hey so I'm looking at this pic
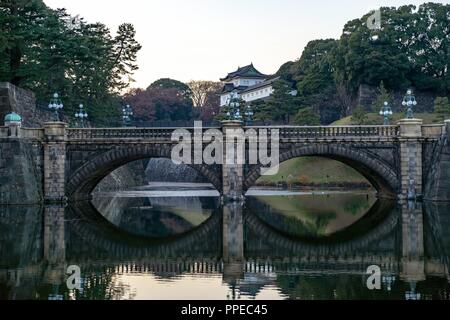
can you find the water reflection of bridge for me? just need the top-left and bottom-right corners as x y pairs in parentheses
(1, 201), (450, 299)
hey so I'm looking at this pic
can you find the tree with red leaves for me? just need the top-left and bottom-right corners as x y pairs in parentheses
(123, 78), (195, 122)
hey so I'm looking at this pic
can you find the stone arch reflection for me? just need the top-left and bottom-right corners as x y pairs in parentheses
(65, 201), (223, 260)
(245, 193), (395, 241)
(90, 194), (220, 239)
(1, 201), (450, 300)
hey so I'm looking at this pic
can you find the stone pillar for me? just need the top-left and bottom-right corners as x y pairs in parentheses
(400, 201), (425, 283)
(445, 119), (450, 136)
(222, 202), (244, 289)
(222, 121), (245, 202)
(43, 122), (67, 203)
(398, 119), (423, 200)
(444, 119), (450, 137)
(6, 123), (21, 138)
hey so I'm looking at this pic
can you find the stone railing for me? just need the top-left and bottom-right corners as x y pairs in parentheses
(422, 124), (444, 138)
(1, 127), (45, 140)
(66, 127), (220, 141)
(0, 126), (8, 138)
(67, 128), (177, 141)
(20, 128), (45, 140)
(66, 125), (402, 141)
(248, 125), (400, 139)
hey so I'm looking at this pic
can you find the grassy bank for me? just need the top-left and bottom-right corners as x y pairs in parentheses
(256, 157), (370, 187)
(332, 112), (443, 126)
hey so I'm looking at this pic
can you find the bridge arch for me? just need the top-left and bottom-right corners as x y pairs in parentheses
(66, 144), (222, 200)
(244, 144), (398, 198)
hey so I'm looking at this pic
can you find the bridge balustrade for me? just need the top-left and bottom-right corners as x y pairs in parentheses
(67, 127), (180, 141)
(20, 128), (45, 140)
(65, 125), (403, 142)
(0, 126), (8, 138)
(67, 127), (226, 141)
(249, 125), (399, 140)
(422, 124), (444, 138)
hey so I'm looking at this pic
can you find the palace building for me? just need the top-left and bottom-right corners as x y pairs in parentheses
(219, 64), (280, 107)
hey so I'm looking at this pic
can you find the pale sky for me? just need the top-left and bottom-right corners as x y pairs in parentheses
(44, 0), (447, 88)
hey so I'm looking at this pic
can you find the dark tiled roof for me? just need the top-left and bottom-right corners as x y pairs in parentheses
(220, 64), (269, 81)
(220, 84), (248, 94)
(241, 77), (280, 93)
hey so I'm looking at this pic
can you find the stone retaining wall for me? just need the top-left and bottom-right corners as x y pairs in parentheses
(424, 121), (450, 201)
(0, 139), (43, 204)
(358, 84), (449, 113)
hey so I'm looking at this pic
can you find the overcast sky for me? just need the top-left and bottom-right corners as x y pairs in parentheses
(44, 0), (447, 88)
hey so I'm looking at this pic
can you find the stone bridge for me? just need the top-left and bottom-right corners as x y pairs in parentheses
(1, 119), (449, 204)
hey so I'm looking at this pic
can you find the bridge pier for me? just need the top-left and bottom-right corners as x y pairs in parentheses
(398, 119), (423, 201)
(400, 201), (425, 283)
(222, 121), (245, 202)
(222, 202), (245, 288)
(43, 122), (67, 204)
(43, 205), (66, 286)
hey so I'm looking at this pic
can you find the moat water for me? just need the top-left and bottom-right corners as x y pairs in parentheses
(1, 183), (450, 300)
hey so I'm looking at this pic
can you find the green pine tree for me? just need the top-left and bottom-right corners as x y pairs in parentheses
(373, 81), (391, 113)
(351, 105), (369, 125)
(255, 80), (298, 124)
(293, 107), (321, 125)
(0, 0), (142, 125)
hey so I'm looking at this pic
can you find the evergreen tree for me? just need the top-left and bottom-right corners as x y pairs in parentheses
(372, 81), (391, 113)
(255, 80), (298, 124)
(293, 107), (321, 125)
(434, 97), (450, 121)
(331, 3), (450, 93)
(0, 0), (142, 124)
(351, 106), (369, 125)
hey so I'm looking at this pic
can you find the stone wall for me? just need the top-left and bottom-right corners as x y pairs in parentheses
(145, 158), (208, 183)
(358, 84), (449, 113)
(0, 82), (53, 127)
(0, 139), (43, 204)
(94, 160), (148, 192)
(424, 121), (450, 201)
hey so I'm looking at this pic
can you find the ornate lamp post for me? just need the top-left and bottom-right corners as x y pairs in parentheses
(379, 101), (393, 125)
(75, 104), (88, 128)
(48, 93), (64, 122)
(224, 93), (243, 121)
(234, 107), (243, 121)
(244, 105), (254, 126)
(402, 89), (417, 119)
(122, 104), (133, 127)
